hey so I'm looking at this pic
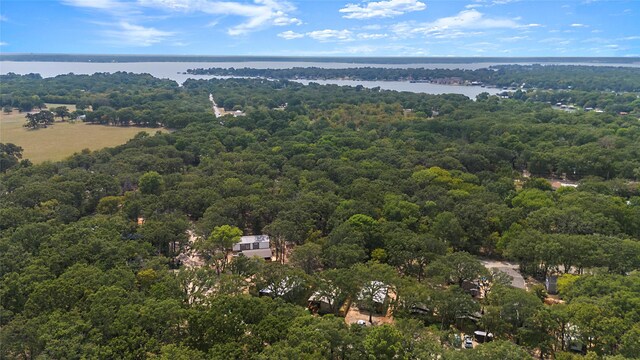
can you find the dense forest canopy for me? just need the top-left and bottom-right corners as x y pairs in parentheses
(0, 72), (212, 129)
(1, 72), (639, 359)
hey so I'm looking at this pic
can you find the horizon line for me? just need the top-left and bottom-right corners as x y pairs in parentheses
(2, 53), (639, 59)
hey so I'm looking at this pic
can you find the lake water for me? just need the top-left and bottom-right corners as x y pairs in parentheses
(1, 60), (635, 98)
(293, 79), (501, 98)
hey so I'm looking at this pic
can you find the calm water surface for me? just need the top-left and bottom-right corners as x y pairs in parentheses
(293, 79), (501, 98)
(2, 60), (635, 97)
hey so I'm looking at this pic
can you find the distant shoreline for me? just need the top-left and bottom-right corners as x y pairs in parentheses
(1, 54), (639, 64)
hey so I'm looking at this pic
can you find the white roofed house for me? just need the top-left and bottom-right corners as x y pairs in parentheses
(232, 235), (273, 261)
(308, 291), (336, 315)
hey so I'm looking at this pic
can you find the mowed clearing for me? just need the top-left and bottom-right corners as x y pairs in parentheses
(1, 106), (167, 163)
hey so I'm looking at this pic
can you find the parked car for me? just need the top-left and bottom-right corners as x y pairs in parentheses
(464, 338), (473, 349)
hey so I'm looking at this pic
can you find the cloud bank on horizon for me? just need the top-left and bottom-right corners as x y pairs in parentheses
(0, 0), (638, 56)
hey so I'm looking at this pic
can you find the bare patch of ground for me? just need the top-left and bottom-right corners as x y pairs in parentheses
(175, 230), (205, 269)
(344, 290), (396, 326)
(481, 259), (527, 290)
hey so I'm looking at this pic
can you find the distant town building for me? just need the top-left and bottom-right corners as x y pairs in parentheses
(432, 77), (464, 85)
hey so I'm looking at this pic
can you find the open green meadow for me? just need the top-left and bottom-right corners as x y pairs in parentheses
(1, 105), (166, 163)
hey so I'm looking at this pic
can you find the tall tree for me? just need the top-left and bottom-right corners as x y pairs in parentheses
(263, 218), (297, 263)
(0, 143), (23, 172)
(428, 252), (488, 287)
(52, 106), (70, 121)
(363, 325), (406, 360)
(195, 225), (243, 275)
(138, 171), (164, 195)
(352, 262), (397, 323)
(289, 242), (322, 275)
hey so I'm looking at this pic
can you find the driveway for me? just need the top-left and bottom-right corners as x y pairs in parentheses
(481, 260), (526, 290)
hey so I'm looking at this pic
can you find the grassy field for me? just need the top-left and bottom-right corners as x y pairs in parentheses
(1, 105), (167, 163)
(45, 103), (78, 112)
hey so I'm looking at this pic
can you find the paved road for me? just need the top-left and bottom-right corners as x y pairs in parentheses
(481, 260), (526, 290)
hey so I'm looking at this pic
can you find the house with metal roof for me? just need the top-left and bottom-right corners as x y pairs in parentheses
(232, 235), (273, 260)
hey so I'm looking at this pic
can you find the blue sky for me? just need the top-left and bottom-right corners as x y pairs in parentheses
(1, 0), (638, 56)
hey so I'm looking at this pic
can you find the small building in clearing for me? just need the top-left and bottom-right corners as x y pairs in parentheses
(546, 274), (559, 295)
(356, 281), (389, 314)
(308, 285), (342, 315)
(232, 235), (272, 260)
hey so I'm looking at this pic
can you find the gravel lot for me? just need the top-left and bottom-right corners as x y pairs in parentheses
(481, 260), (526, 290)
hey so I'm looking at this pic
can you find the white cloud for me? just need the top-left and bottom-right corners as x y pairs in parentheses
(430, 9), (521, 29)
(61, 0), (124, 10)
(339, 0), (426, 19)
(281, 44), (429, 57)
(539, 37), (567, 43)
(306, 29), (353, 41)
(62, 0), (138, 16)
(391, 9), (522, 39)
(621, 36), (640, 41)
(501, 35), (528, 42)
(278, 30), (304, 39)
(0, 15), (8, 21)
(361, 24), (383, 30)
(137, 0), (194, 11)
(205, 19), (220, 27)
(539, 37), (571, 46)
(64, 0), (302, 36)
(526, 23), (543, 27)
(138, 0), (303, 34)
(103, 21), (175, 46)
(0, 41), (7, 46)
(273, 15), (302, 26)
(581, 37), (610, 44)
(570, 23), (587, 27)
(357, 33), (388, 39)
(465, 0), (520, 7)
(279, 29), (387, 41)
